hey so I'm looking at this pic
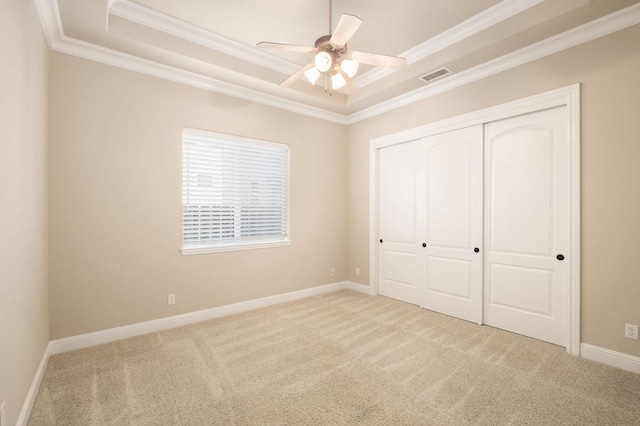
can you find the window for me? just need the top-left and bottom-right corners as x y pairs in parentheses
(182, 129), (290, 254)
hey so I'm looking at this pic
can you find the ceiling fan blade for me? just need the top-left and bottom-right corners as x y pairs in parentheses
(257, 42), (315, 53)
(341, 71), (358, 95)
(350, 51), (407, 69)
(281, 62), (315, 87)
(330, 14), (363, 47)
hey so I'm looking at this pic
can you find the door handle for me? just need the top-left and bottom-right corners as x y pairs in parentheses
(557, 254), (565, 261)
(380, 239), (383, 243)
(474, 247), (480, 253)
(422, 243), (426, 248)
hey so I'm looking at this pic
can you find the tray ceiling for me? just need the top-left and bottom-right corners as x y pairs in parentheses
(36, 0), (640, 123)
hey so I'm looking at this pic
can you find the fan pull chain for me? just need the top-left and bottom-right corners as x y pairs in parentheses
(324, 72), (332, 96)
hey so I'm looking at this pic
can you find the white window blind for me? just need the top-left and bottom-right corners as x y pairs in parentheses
(182, 129), (290, 254)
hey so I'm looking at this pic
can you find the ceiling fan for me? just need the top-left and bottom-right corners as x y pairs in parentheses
(257, 1), (407, 95)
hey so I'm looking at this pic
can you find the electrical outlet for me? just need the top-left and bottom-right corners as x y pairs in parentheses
(1, 400), (6, 426)
(355, 267), (360, 276)
(168, 294), (176, 305)
(625, 323), (638, 340)
(330, 268), (335, 276)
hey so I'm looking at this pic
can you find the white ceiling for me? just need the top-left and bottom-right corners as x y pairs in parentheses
(37, 0), (640, 123)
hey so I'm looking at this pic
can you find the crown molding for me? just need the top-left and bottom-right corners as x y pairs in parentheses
(111, 0), (545, 91)
(355, 0), (544, 88)
(109, 0), (300, 76)
(55, 35), (349, 124)
(32, 0), (62, 48)
(346, 1), (640, 124)
(107, 0), (545, 91)
(31, 0), (347, 124)
(32, 0), (640, 126)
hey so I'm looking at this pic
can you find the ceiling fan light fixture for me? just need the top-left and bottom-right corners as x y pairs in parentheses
(304, 67), (321, 85)
(314, 51), (333, 73)
(259, 4), (406, 95)
(331, 72), (346, 90)
(340, 58), (359, 78)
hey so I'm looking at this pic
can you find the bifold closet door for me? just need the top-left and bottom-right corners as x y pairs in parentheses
(484, 106), (570, 346)
(378, 140), (426, 305)
(421, 126), (483, 324)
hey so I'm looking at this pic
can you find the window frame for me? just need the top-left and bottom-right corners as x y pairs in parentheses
(181, 128), (291, 255)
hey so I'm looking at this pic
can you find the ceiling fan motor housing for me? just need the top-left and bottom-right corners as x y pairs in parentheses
(314, 35), (348, 76)
(315, 35), (347, 56)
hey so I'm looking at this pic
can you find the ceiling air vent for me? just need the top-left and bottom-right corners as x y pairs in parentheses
(420, 67), (453, 83)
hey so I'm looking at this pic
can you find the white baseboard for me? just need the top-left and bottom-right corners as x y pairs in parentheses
(16, 342), (51, 426)
(21, 288), (638, 425)
(581, 343), (640, 374)
(49, 281), (367, 355)
(344, 281), (374, 295)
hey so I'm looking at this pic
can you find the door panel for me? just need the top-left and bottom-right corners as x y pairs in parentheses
(489, 264), (553, 316)
(383, 251), (417, 287)
(379, 148), (416, 244)
(484, 107), (569, 346)
(490, 128), (552, 255)
(427, 257), (472, 299)
(422, 125), (483, 323)
(378, 140), (425, 304)
(427, 141), (472, 249)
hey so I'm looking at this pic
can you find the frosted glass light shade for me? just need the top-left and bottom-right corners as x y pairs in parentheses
(314, 51), (333, 72)
(340, 59), (359, 78)
(304, 67), (320, 85)
(331, 72), (346, 90)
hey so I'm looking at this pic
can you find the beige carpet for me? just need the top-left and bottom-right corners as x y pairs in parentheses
(29, 290), (640, 425)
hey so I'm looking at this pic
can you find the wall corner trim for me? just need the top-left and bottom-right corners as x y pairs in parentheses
(580, 343), (640, 374)
(16, 343), (51, 426)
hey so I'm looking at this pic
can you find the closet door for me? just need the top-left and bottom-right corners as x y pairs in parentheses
(484, 107), (570, 346)
(378, 140), (426, 305)
(422, 126), (483, 323)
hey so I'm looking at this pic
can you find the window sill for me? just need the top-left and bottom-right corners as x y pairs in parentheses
(181, 240), (291, 255)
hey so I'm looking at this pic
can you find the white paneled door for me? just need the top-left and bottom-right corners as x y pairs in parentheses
(378, 140), (425, 305)
(422, 126), (483, 324)
(484, 107), (570, 346)
(375, 91), (577, 351)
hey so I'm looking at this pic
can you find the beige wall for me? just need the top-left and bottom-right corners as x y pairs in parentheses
(2, 5), (636, 421)
(0, 0), (50, 424)
(48, 53), (348, 339)
(347, 24), (640, 357)
(45, 18), (640, 359)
